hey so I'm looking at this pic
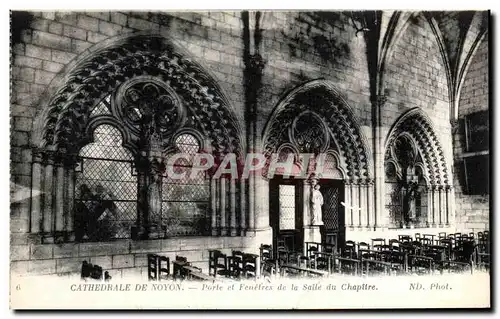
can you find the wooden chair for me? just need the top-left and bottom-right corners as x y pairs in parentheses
(208, 250), (229, 278)
(147, 254), (159, 281)
(158, 256), (170, 280)
(173, 255), (189, 280)
(371, 238), (385, 251)
(259, 244), (273, 264)
(398, 235), (412, 243)
(408, 255), (433, 275)
(228, 250), (245, 278)
(357, 242), (370, 253)
(81, 261), (111, 281)
(242, 253), (258, 278)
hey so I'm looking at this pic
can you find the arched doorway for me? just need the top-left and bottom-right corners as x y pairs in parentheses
(384, 108), (452, 229)
(262, 80), (372, 255)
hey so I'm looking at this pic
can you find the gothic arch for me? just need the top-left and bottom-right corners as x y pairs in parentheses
(384, 108), (450, 186)
(262, 79), (372, 180)
(33, 33), (243, 157)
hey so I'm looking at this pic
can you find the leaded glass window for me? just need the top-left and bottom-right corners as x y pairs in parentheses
(74, 124), (137, 241)
(279, 185), (296, 230)
(161, 133), (209, 236)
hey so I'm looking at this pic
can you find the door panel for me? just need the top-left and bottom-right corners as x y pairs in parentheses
(269, 177), (303, 256)
(319, 180), (345, 252)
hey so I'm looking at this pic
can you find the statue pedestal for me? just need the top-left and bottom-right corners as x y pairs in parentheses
(303, 225), (322, 254)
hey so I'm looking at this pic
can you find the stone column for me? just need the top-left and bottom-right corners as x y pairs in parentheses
(254, 175), (270, 230)
(447, 185), (453, 226)
(359, 179), (368, 229)
(351, 179), (360, 228)
(220, 177), (227, 236)
(439, 185), (445, 227)
(239, 179), (247, 236)
(54, 154), (65, 234)
(367, 179), (374, 230)
(426, 185), (433, 227)
(64, 156), (76, 241)
(431, 185), (439, 227)
(303, 179), (312, 228)
(30, 149), (44, 234)
(42, 151), (55, 242)
(344, 179), (352, 228)
(211, 178), (218, 236)
(230, 178), (237, 236)
(248, 173), (255, 232)
(373, 95), (388, 230)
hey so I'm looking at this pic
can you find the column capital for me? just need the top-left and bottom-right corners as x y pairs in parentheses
(42, 150), (57, 166)
(63, 154), (80, 168)
(371, 94), (388, 108)
(32, 148), (45, 163)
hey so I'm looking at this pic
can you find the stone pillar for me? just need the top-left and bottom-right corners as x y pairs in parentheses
(64, 157), (76, 241)
(359, 179), (368, 229)
(220, 177), (227, 236)
(439, 185), (445, 227)
(303, 180), (312, 227)
(431, 185), (439, 227)
(351, 179), (360, 228)
(373, 95), (387, 230)
(445, 185), (451, 226)
(344, 179), (353, 228)
(54, 156), (65, 233)
(239, 179), (247, 236)
(135, 158), (149, 239)
(30, 150), (44, 234)
(211, 178), (218, 236)
(367, 179), (375, 230)
(255, 175), (270, 230)
(230, 178), (237, 236)
(426, 185), (433, 227)
(42, 151), (55, 241)
(248, 173), (255, 232)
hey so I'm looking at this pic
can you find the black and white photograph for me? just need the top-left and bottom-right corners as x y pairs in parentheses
(8, 7), (491, 309)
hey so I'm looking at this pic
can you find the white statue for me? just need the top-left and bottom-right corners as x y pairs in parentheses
(310, 182), (324, 226)
(148, 173), (161, 219)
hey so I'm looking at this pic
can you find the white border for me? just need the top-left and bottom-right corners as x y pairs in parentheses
(2, 1), (498, 318)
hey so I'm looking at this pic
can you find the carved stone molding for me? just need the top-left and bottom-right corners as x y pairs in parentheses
(385, 108), (449, 185)
(245, 53), (266, 73)
(263, 83), (371, 179)
(41, 35), (242, 156)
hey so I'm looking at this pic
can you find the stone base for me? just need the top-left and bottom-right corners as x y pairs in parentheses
(303, 225), (322, 255)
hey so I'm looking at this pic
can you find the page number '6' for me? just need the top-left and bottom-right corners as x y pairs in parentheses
(16, 285), (21, 291)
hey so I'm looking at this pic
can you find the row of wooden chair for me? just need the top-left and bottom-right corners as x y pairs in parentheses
(208, 249), (259, 279)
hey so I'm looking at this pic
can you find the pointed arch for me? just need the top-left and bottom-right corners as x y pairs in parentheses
(262, 79), (372, 179)
(385, 108), (450, 186)
(32, 33), (244, 156)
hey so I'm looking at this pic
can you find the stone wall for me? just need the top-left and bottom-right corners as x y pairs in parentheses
(10, 11), (487, 277)
(453, 34), (489, 232)
(382, 14), (451, 162)
(11, 236), (264, 278)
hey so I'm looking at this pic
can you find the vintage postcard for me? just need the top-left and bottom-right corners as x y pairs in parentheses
(9, 9), (491, 309)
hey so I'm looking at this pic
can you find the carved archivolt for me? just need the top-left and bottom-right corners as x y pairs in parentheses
(385, 108), (449, 186)
(263, 80), (371, 179)
(41, 35), (242, 156)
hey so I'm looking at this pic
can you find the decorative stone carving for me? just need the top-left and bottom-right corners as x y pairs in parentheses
(385, 109), (449, 185)
(263, 83), (370, 179)
(41, 35), (242, 155)
(245, 53), (266, 73)
(290, 111), (329, 154)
